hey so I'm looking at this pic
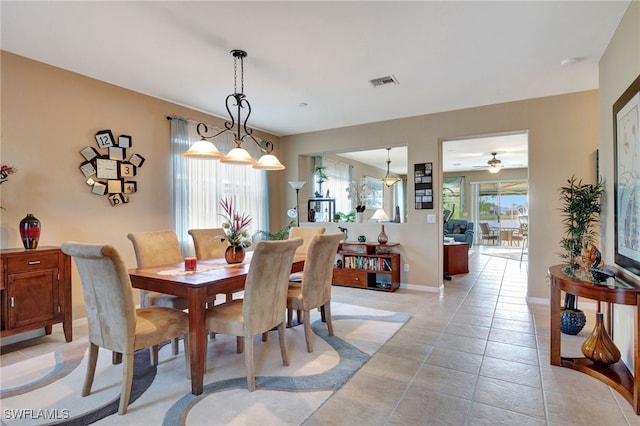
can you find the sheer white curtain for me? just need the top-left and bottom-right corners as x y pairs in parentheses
(392, 180), (405, 222)
(321, 157), (351, 214)
(170, 117), (268, 256)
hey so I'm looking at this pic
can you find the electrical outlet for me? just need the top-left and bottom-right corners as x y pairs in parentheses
(404, 263), (409, 272)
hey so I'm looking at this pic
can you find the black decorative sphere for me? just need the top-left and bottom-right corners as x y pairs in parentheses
(561, 308), (587, 335)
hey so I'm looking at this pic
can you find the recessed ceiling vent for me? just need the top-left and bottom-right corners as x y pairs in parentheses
(369, 75), (399, 88)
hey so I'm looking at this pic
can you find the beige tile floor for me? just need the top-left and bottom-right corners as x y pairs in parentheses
(2, 245), (640, 425)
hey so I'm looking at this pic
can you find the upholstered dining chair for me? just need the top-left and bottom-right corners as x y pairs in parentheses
(61, 242), (189, 415)
(188, 228), (236, 304)
(127, 230), (188, 359)
(204, 238), (303, 391)
(286, 233), (344, 352)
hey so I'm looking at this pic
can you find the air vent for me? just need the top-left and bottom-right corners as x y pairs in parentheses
(369, 75), (399, 88)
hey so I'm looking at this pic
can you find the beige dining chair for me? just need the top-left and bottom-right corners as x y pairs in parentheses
(204, 238), (303, 391)
(188, 228), (236, 304)
(286, 233), (344, 352)
(479, 222), (499, 245)
(61, 242), (189, 415)
(127, 230), (189, 359)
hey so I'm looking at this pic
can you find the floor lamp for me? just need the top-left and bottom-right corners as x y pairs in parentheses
(288, 181), (306, 226)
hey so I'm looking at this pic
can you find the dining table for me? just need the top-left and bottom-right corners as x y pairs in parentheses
(129, 253), (305, 395)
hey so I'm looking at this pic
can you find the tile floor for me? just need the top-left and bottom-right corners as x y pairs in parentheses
(2, 246), (640, 425)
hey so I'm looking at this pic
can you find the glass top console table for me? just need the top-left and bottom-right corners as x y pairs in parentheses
(548, 264), (640, 414)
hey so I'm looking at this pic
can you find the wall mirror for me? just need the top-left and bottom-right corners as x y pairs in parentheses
(298, 146), (408, 223)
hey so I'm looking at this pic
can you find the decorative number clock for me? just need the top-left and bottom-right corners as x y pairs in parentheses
(78, 129), (146, 207)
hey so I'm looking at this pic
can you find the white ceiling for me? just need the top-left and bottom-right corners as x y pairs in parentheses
(1, 1), (629, 171)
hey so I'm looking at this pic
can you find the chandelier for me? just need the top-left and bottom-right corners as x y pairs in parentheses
(381, 148), (401, 187)
(183, 49), (285, 170)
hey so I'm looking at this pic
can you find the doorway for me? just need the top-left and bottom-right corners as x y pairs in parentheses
(471, 180), (528, 246)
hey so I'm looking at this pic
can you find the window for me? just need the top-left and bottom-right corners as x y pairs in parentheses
(170, 118), (268, 256)
(443, 176), (464, 219)
(315, 157), (351, 215)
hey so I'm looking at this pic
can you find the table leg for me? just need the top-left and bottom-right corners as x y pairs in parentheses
(188, 288), (207, 395)
(550, 277), (561, 366)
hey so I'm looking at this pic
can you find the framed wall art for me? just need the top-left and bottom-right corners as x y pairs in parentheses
(614, 74), (640, 275)
(414, 162), (433, 209)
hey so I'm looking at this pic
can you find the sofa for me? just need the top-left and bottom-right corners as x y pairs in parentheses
(444, 219), (474, 247)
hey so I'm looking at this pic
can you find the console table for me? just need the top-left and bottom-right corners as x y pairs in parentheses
(549, 264), (640, 414)
(443, 242), (469, 275)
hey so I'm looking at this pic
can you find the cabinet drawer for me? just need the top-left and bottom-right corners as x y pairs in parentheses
(332, 269), (368, 288)
(5, 253), (59, 273)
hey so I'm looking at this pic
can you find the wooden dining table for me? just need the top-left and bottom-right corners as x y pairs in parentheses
(129, 254), (305, 395)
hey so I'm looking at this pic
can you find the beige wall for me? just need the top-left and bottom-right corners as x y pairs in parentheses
(0, 52), (282, 318)
(598, 0), (640, 368)
(281, 91), (600, 298)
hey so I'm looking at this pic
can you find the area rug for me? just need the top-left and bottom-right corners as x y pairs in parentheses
(482, 246), (525, 262)
(1, 303), (409, 425)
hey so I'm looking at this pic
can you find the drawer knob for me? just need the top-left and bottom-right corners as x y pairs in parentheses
(28, 261), (42, 265)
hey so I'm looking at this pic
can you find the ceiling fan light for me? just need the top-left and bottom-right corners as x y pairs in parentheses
(488, 164), (501, 173)
(183, 139), (224, 159)
(253, 154), (285, 170)
(221, 147), (256, 165)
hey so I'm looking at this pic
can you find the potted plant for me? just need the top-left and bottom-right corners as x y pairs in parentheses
(314, 166), (329, 197)
(255, 220), (296, 240)
(215, 197), (253, 264)
(558, 175), (604, 334)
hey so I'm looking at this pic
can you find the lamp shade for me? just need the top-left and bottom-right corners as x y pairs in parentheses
(288, 181), (306, 190)
(381, 176), (401, 187)
(183, 139), (224, 159)
(254, 154), (285, 170)
(488, 164), (501, 173)
(370, 208), (389, 221)
(220, 147), (256, 165)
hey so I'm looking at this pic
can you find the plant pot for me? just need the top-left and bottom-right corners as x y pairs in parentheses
(581, 312), (621, 365)
(560, 308), (586, 335)
(225, 245), (246, 264)
(355, 212), (363, 223)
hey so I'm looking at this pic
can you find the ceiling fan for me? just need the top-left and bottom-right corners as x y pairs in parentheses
(473, 152), (504, 173)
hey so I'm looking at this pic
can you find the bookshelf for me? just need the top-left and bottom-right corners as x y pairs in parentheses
(332, 242), (400, 292)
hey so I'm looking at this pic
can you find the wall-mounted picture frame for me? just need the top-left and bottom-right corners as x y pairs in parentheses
(614, 73), (640, 275)
(414, 162), (433, 209)
(80, 161), (96, 177)
(118, 134), (132, 148)
(109, 146), (125, 161)
(80, 146), (99, 161)
(129, 153), (146, 167)
(91, 181), (107, 196)
(95, 129), (115, 149)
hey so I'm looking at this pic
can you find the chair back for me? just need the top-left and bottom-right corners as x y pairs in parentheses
(61, 242), (135, 353)
(127, 230), (182, 267)
(479, 223), (491, 234)
(243, 238), (303, 336)
(188, 228), (227, 259)
(301, 233), (344, 309)
(289, 226), (325, 256)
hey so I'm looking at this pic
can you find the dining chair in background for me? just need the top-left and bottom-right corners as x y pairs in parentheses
(479, 222), (499, 245)
(287, 233), (344, 352)
(127, 230), (189, 359)
(188, 228), (236, 304)
(204, 238), (303, 391)
(61, 242), (190, 415)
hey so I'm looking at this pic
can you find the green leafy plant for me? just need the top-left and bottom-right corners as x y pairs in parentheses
(558, 175), (604, 268)
(255, 220), (296, 240)
(314, 166), (328, 186)
(337, 211), (355, 222)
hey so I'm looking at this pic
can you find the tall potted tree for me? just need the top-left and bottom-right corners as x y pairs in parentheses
(558, 175), (604, 334)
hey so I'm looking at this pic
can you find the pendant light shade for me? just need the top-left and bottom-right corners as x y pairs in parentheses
(183, 138), (224, 159)
(254, 154), (285, 170)
(220, 147), (256, 165)
(381, 147), (401, 187)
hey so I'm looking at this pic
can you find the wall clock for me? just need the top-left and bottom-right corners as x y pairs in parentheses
(78, 129), (146, 207)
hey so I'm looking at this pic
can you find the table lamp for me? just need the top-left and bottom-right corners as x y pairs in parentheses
(288, 181), (306, 226)
(370, 208), (389, 222)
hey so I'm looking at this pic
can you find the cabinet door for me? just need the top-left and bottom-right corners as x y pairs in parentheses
(7, 269), (59, 329)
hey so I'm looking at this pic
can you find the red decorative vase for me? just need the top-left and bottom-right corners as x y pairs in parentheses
(19, 213), (41, 249)
(225, 245), (246, 264)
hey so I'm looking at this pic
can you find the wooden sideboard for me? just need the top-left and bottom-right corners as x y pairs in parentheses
(0, 246), (72, 342)
(549, 264), (640, 414)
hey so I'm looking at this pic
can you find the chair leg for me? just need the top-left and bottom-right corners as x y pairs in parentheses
(184, 332), (191, 379)
(82, 343), (99, 397)
(118, 352), (135, 415)
(277, 322), (289, 366)
(297, 310), (303, 324)
(303, 310), (314, 353)
(244, 333), (256, 391)
(225, 292), (233, 302)
(262, 331), (269, 342)
(287, 308), (293, 328)
(149, 346), (159, 366)
(171, 337), (179, 355)
(236, 336), (245, 354)
(323, 303), (334, 336)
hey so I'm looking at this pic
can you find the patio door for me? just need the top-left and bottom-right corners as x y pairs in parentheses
(472, 180), (528, 245)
